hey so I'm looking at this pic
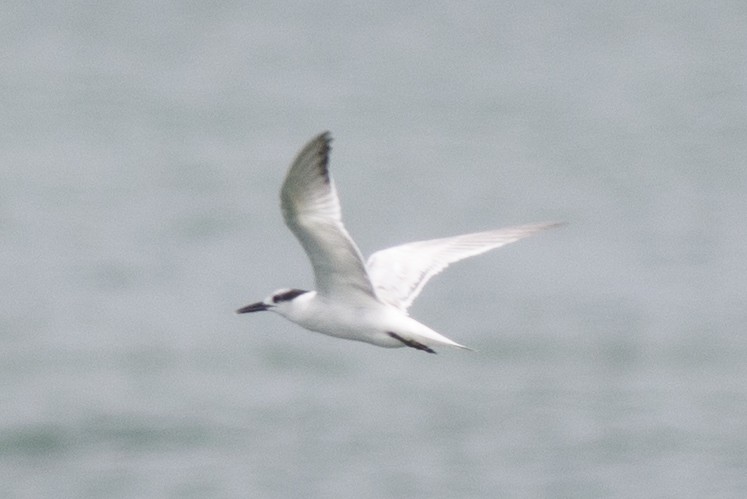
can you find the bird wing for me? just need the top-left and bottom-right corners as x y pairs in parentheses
(366, 222), (564, 312)
(280, 132), (377, 301)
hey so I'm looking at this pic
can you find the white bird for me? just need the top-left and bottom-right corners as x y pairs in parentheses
(237, 132), (562, 353)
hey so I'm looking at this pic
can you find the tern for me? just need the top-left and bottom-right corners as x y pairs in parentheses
(237, 132), (562, 353)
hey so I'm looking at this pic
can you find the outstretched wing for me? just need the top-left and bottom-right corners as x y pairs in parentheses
(280, 132), (377, 301)
(366, 223), (563, 311)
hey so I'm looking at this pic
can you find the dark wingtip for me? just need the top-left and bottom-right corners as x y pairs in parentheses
(315, 131), (332, 180)
(316, 131), (332, 151)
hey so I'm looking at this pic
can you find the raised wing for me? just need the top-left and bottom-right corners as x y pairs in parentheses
(366, 222), (563, 311)
(280, 132), (377, 301)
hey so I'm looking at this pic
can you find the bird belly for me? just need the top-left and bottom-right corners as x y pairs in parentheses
(292, 303), (406, 347)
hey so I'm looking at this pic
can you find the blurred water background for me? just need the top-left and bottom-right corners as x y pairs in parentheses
(2, 1), (746, 497)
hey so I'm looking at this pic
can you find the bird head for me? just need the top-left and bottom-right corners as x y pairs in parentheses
(236, 288), (310, 317)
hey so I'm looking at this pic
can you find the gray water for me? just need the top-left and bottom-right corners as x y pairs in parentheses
(2, 1), (747, 497)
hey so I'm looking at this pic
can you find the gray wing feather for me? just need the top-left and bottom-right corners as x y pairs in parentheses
(280, 132), (377, 300)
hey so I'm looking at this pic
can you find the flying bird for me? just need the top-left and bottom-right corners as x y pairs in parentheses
(237, 132), (561, 353)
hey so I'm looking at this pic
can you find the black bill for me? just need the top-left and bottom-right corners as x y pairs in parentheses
(236, 302), (269, 314)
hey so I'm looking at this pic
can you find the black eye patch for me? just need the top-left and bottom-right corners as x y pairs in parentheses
(272, 289), (309, 303)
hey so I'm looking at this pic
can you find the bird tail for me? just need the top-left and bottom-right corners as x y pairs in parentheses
(413, 322), (475, 352)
